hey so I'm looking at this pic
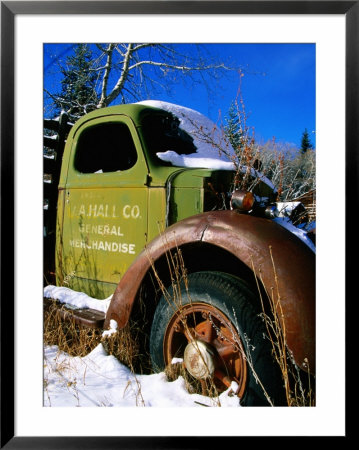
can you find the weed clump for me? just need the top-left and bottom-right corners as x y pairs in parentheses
(102, 321), (151, 375)
(251, 247), (315, 406)
(44, 298), (151, 374)
(43, 299), (102, 356)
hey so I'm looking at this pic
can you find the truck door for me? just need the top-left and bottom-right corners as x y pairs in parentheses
(60, 115), (149, 298)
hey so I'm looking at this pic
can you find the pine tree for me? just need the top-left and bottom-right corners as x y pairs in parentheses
(54, 44), (99, 119)
(224, 102), (244, 153)
(300, 128), (313, 154)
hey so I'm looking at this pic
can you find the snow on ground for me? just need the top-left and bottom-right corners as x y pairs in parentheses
(44, 344), (241, 408)
(44, 286), (241, 408)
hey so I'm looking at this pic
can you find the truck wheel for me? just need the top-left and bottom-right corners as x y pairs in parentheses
(150, 271), (286, 406)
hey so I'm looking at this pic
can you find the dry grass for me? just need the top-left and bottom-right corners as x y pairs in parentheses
(101, 320), (151, 375)
(44, 298), (148, 407)
(164, 360), (220, 403)
(251, 247), (315, 407)
(43, 299), (102, 357)
(44, 298), (150, 375)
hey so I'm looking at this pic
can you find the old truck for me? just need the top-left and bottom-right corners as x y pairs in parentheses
(44, 101), (315, 406)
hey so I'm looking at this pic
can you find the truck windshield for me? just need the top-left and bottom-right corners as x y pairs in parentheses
(141, 113), (197, 163)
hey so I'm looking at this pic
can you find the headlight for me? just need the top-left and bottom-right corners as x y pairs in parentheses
(230, 190), (255, 212)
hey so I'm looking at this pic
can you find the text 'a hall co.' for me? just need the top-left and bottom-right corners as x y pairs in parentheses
(72, 204), (141, 219)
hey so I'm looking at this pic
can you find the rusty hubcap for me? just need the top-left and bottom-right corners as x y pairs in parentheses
(184, 340), (215, 379)
(163, 302), (247, 397)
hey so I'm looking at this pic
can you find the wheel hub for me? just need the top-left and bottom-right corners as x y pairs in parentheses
(183, 340), (215, 380)
(163, 302), (248, 396)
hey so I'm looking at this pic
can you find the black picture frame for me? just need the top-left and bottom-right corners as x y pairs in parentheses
(1, 1), (355, 447)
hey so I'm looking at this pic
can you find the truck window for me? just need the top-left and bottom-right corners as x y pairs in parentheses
(141, 113), (196, 159)
(74, 122), (138, 173)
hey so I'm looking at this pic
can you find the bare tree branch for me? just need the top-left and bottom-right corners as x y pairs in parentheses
(99, 44), (115, 107)
(99, 43), (134, 107)
(45, 43), (238, 117)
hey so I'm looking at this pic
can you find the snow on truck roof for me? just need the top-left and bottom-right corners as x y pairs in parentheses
(138, 100), (276, 191)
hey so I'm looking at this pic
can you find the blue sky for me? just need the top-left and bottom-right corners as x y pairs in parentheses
(44, 43), (315, 149)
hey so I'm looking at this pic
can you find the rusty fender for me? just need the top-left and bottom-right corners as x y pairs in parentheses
(105, 210), (315, 373)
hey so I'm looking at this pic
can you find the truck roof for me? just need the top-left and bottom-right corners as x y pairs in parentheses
(71, 103), (161, 129)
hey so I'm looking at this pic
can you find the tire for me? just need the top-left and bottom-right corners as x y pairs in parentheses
(150, 271), (286, 406)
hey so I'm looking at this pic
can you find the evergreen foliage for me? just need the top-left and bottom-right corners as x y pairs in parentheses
(300, 128), (313, 154)
(224, 102), (244, 153)
(53, 44), (99, 119)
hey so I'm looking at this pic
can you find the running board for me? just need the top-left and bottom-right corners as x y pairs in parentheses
(44, 297), (105, 329)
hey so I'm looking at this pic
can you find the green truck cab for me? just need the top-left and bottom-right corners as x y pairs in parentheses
(44, 101), (315, 406)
